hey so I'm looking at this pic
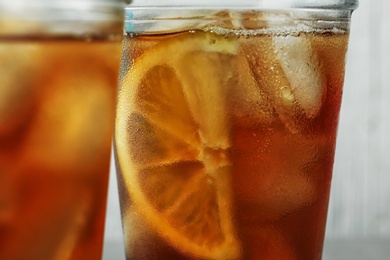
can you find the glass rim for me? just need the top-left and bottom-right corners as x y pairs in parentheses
(124, 7), (355, 24)
(126, 0), (359, 11)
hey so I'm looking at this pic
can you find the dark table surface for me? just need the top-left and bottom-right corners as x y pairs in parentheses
(103, 238), (390, 260)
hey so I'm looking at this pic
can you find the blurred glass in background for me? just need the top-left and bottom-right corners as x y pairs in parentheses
(0, 0), (125, 259)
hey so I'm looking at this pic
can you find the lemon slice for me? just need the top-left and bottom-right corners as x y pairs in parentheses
(115, 32), (241, 259)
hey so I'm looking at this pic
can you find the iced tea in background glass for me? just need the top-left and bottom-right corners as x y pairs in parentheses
(114, 0), (358, 259)
(0, 0), (125, 259)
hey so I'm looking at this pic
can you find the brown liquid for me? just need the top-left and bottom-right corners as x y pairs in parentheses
(116, 27), (349, 260)
(0, 38), (121, 259)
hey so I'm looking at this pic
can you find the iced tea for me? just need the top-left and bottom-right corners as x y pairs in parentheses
(0, 37), (121, 260)
(115, 7), (355, 260)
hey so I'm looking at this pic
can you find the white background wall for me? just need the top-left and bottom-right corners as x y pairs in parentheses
(327, 0), (390, 238)
(104, 0), (390, 243)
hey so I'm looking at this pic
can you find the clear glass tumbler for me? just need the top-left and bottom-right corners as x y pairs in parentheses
(0, 0), (125, 259)
(114, 0), (358, 259)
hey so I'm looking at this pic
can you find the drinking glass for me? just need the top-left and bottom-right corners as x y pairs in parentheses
(114, 0), (358, 259)
(0, 0), (125, 259)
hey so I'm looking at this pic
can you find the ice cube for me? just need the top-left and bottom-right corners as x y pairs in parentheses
(273, 34), (325, 118)
(242, 29), (325, 133)
(241, 34), (302, 132)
